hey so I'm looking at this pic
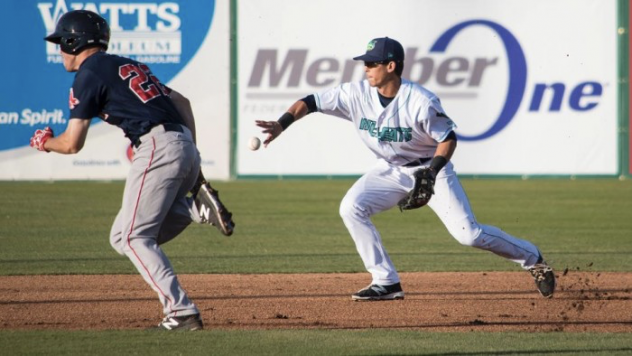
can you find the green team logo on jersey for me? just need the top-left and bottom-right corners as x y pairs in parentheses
(359, 118), (412, 142)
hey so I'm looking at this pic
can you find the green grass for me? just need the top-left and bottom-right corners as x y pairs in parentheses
(1, 330), (632, 356)
(1, 179), (630, 275)
(1, 179), (631, 355)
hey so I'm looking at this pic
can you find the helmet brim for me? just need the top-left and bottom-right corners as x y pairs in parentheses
(44, 33), (62, 44)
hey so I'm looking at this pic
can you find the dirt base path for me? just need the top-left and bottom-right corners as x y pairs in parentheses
(1, 272), (631, 332)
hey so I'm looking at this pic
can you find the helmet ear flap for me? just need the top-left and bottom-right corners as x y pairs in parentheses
(61, 36), (78, 52)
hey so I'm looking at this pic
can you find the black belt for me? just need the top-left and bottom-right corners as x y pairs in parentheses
(162, 122), (184, 133)
(403, 157), (432, 167)
(134, 123), (184, 148)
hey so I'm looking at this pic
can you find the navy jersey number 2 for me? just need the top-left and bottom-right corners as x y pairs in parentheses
(119, 63), (170, 103)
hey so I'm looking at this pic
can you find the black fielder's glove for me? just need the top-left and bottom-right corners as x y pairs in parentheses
(191, 171), (235, 236)
(398, 168), (436, 211)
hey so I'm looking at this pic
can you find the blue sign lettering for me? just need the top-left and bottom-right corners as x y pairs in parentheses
(431, 20), (527, 141)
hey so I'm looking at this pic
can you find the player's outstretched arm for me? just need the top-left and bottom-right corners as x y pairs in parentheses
(255, 100), (308, 147)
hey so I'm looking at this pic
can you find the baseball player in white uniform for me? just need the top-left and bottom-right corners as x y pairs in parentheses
(256, 37), (556, 300)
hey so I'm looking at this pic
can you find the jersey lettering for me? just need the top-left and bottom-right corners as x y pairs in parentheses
(359, 118), (412, 142)
(379, 127), (412, 142)
(118, 63), (166, 103)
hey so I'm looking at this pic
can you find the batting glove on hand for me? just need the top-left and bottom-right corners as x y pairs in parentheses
(30, 127), (54, 152)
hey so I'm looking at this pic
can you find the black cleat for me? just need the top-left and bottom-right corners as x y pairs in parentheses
(193, 182), (235, 236)
(529, 262), (556, 298)
(153, 314), (203, 331)
(352, 282), (405, 301)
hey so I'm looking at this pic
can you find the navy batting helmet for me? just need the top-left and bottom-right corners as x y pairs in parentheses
(44, 10), (110, 54)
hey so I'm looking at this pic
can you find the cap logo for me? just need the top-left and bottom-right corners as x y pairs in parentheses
(366, 40), (376, 51)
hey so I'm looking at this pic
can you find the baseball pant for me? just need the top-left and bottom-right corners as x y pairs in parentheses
(110, 124), (201, 318)
(339, 159), (542, 286)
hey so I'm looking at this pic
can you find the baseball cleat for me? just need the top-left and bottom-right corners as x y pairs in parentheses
(529, 262), (556, 298)
(352, 282), (405, 301)
(154, 314), (203, 331)
(193, 182), (235, 236)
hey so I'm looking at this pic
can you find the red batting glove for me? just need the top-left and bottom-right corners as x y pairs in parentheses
(30, 127), (54, 152)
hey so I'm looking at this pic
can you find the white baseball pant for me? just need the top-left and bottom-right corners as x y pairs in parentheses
(339, 159), (542, 286)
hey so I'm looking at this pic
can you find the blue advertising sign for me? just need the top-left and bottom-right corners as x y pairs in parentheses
(0, 0), (214, 151)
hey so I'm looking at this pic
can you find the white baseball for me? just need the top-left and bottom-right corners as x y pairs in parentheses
(249, 136), (261, 151)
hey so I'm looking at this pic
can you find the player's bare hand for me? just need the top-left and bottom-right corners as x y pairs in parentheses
(255, 120), (283, 147)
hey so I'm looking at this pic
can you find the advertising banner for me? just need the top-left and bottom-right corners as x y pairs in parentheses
(0, 0), (230, 180)
(236, 0), (618, 176)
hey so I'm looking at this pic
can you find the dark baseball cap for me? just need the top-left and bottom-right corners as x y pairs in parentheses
(353, 37), (405, 62)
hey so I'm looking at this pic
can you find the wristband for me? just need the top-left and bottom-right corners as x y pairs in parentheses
(429, 155), (448, 173)
(278, 112), (295, 131)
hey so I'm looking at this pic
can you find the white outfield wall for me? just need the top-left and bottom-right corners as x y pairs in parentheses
(0, 0), (619, 180)
(236, 0), (619, 177)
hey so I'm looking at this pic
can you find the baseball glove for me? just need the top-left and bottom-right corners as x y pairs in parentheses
(191, 171), (235, 236)
(398, 168), (436, 211)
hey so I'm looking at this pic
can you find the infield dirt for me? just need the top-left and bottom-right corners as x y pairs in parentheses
(1, 271), (631, 332)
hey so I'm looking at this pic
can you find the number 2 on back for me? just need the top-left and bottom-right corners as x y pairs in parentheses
(118, 63), (169, 103)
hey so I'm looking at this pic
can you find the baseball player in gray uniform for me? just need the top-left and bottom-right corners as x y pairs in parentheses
(256, 37), (556, 300)
(31, 10), (234, 330)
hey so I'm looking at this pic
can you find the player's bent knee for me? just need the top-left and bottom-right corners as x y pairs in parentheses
(109, 236), (126, 256)
(118, 236), (157, 256)
(339, 200), (370, 222)
(339, 198), (353, 219)
(447, 223), (482, 247)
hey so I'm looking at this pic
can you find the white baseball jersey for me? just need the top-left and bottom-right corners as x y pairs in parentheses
(315, 79), (457, 165)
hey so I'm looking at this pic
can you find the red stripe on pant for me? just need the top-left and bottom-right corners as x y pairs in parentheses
(126, 137), (176, 315)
